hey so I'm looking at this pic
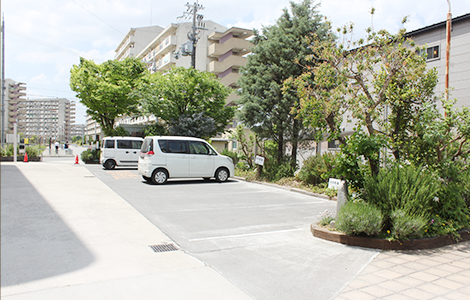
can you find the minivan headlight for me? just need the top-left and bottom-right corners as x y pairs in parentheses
(226, 157), (233, 164)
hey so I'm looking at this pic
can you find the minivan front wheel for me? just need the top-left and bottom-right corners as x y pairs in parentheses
(215, 168), (229, 182)
(152, 169), (168, 185)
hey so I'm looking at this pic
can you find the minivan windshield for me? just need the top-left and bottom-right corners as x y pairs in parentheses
(141, 138), (153, 153)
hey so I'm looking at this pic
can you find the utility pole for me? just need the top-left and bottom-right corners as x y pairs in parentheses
(1, 16), (5, 148)
(445, 0), (452, 105)
(174, 1), (206, 69)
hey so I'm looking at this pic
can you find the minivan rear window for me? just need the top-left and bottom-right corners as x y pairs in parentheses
(141, 138), (153, 153)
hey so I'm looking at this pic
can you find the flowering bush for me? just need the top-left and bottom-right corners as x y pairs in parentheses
(318, 210), (335, 226)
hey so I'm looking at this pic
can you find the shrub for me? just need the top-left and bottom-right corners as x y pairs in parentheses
(1, 144), (16, 157)
(81, 148), (100, 161)
(336, 202), (383, 236)
(390, 209), (427, 240)
(297, 152), (339, 185)
(361, 164), (439, 228)
(25, 146), (41, 158)
(297, 155), (325, 185)
(221, 149), (244, 166)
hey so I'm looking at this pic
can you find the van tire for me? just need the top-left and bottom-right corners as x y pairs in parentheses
(152, 169), (168, 185)
(215, 168), (229, 182)
(104, 159), (116, 170)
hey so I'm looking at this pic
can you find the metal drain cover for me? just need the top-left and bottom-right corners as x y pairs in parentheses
(149, 243), (178, 253)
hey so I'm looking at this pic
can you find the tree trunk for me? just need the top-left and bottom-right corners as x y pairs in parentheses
(277, 130), (284, 164)
(291, 119), (299, 169)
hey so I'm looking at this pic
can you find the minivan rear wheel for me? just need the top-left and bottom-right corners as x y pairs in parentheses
(104, 159), (116, 170)
(152, 169), (168, 185)
(215, 168), (229, 182)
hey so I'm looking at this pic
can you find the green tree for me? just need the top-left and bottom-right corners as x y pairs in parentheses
(70, 57), (147, 136)
(168, 112), (216, 139)
(290, 15), (438, 177)
(237, 0), (330, 167)
(135, 66), (234, 138)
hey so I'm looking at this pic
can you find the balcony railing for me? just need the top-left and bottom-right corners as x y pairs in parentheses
(208, 56), (247, 74)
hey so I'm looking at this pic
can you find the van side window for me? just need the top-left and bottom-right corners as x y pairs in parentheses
(168, 141), (187, 153)
(117, 140), (131, 149)
(132, 141), (143, 149)
(105, 140), (115, 148)
(189, 141), (210, 155)
(158, 140), (167, 153)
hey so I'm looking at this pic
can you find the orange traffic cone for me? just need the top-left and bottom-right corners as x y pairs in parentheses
(74, 155), (79, 164)
(24, 153), (28, 163)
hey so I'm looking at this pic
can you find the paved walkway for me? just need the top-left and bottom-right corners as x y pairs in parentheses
(334, 241), (470, 299)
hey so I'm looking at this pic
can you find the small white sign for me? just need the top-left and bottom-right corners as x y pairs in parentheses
(328, 178), (342, 190)
(255, 155), (265, 166)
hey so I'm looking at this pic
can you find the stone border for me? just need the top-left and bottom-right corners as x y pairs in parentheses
(311, 223), (470, 250)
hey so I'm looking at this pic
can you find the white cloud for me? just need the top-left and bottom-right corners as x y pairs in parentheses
(30, 74), (51, 85)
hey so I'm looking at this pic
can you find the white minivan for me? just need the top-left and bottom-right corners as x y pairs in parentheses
(138, 136), (235, 184)
(100, 136), (144, 170)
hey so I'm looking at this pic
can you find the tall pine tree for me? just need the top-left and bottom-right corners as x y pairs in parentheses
(237, 0), (330, 166)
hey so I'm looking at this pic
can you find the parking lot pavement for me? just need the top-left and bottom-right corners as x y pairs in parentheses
(84, 165), (380, 300)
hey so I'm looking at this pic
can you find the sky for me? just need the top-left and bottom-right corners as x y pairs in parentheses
(3, 0), (469, 124)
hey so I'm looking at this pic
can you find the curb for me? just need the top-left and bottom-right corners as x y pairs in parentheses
(311, 223), (470, 250)
(234, 176), (337, 201)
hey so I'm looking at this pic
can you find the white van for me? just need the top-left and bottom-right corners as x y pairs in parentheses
(100, 136), (144, 170)
(138, 136), (235, 184)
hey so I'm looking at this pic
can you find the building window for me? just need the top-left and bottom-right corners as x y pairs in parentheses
(328, 140), (340, 149)
(232, 141), (237, 150)
(426, 45), (439, 60)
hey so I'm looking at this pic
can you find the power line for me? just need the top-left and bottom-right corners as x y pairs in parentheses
(6, 26), (86, 58)
(69, 0), (127, 37)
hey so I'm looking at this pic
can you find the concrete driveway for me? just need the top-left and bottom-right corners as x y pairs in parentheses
(85, 165), (379, 300)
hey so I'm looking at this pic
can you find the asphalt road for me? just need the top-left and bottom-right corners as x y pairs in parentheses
(84, 165), (379, 300)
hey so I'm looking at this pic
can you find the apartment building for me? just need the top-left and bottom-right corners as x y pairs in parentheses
(1, 79), (26, 142)
(407, 12), (470, 110)
(17, 98), (76, 143)
(70, 123), (86, 138)
(207, 27), (253, 105)
(84, 21), (254, 140)
(115, 25), (164, 61)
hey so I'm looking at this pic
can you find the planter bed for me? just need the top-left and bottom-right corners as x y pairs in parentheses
(1, 156), (42, 162)
(311, 223), (470, 250)
(84, 159), (101, 164)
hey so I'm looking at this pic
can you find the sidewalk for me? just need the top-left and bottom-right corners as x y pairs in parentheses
(1, 161), (253, 300)
(41, 146), (75, 157)
(334, 241), (470, 300)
